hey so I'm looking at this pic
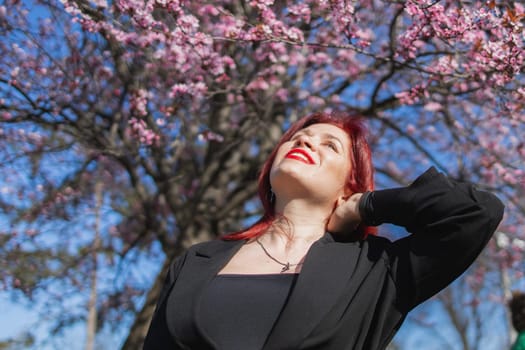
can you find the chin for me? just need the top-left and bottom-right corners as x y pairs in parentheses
(271, 164), (308, 185)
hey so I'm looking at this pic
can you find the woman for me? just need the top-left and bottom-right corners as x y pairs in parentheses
(144, 112), (504, 350)
(510, 292), (525, 350)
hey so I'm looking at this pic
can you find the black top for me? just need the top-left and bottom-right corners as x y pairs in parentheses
(198, 274), (298, 349)
(143, 167), (504, 350)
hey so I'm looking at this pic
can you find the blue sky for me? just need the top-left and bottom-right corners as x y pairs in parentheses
(0, 294), (127, 349)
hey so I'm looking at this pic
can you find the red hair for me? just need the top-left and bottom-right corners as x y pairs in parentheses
(223, 112), (376, 241)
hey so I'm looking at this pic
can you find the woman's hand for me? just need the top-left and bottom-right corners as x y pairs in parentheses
(327, 193), (363, 233)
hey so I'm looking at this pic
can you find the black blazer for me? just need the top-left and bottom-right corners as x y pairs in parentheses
(144, 167), (504, 350)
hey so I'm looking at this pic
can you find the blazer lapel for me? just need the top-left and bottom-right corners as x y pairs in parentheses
(263, 234), (363, 349)
(174, 239), (244, 293)
(166, 239), (244, 347)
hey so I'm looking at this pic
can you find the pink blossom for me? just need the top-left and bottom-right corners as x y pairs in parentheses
(395, 84), (427, 105)
(129, 117), (160, 146)
(309, 52), (331, 65)
(169, 82), (207, 98)
(288, 4), (311, 24)
(329, 2), (356, 39)
(249, 0), (274, 11)
(156, 118), (166, 126)
(424, 102), (442, 112)
(284, 27), (303, 42)
(177, 14), (199, 34)
(10, 66), (20, 78)
(275, 88), (288, 102)
(91, 0), (107, 8)
(246, 77), (270, 92)
(198, 130), (224, 143)
(307, 95), (325, 108)
(130, 89), (150, 117)
(197, 5), (220, 17)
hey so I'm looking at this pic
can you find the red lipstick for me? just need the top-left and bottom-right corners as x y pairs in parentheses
(285, 148), (315, 164)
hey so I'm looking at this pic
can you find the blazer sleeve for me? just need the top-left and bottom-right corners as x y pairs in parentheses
(368, 167), (504, 310)
(143, 252), (188, 350)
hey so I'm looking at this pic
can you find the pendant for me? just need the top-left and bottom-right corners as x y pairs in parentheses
(281, 263), (290, 273)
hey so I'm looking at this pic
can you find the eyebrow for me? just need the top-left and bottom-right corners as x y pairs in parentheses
(296, 128), (345, 150)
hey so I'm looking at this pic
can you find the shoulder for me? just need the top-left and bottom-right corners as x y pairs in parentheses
(187, 238), (244, 257)
(362, 234), (409, 265)
(364, 234), (394, 252)
(330, 233), (394, 252)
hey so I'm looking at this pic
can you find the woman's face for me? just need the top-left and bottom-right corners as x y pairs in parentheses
(270, 123), (352, 203)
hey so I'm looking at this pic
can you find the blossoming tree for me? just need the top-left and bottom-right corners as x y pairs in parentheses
(1, 0), (524, 348)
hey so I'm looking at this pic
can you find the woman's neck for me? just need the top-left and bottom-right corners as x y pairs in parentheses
(270, 198), (332, 246)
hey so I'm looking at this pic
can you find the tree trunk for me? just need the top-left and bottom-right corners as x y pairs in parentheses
(85, 182), (103, 350)
(120, 256), (172, 350)
(120, 225), (214, 350)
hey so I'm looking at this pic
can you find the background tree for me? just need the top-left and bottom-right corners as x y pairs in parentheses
(0, 0), (524, 348)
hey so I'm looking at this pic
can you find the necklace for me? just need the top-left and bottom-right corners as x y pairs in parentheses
(255, 238), (303, 273)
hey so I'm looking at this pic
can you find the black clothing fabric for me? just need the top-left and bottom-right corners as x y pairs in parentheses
(143, 167), (504, 350)
(198, 274), (298, 350)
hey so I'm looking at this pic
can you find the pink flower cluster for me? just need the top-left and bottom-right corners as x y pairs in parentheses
(287, 3), (311, 23)
(329, 0), (355, 38)
(129, 117), (160, 146)
(60, 0), (235, 102)
(398, 1), (524, 87)
(169, 82), (207, 98)
(197, 130), (224, 143)
(56, 0), (524, 162)
(395, 83), (429, 105)
(130, 89), (150, 117)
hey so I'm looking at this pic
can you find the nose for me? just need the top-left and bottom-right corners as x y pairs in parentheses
(294, 134), (316, 151)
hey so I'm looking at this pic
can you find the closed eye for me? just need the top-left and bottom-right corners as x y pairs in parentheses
(325, 141), (338, 152)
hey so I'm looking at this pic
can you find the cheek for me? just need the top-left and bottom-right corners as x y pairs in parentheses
(272, 146), (287, 166)
(268, 152), (286, 184)
(269, 151), (284, 174)
(269, 162), (278, 184)
(328, 159), (350, 186)
(270, 145), (294, 173)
